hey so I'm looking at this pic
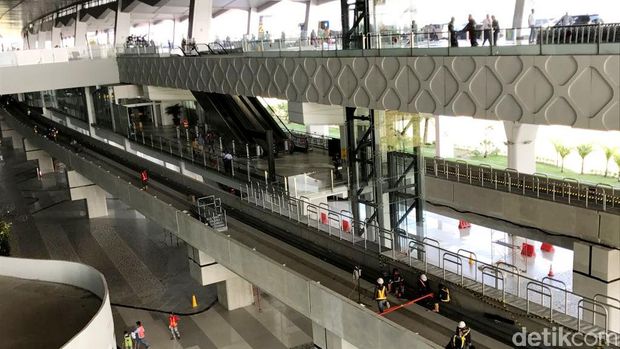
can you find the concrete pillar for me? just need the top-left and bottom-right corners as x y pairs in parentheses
(84, 87), (95, 135)
(573, 242), (620, 332)
(74, 12), (88, 47)
(434, 115), (454, 158)
(40, 91), (48, 116)
(24, 138), (54, 174)
(114, 4), (131, 47)
(51, 23), (62, 47)
(503, 121), (538, 174)
(312, 322), (359, 349)
(1, 127), (23, 149)
(512, 0), (526, 28)
(67, 170), (109, 218)
(188, 0), (213, 43)
(216, 276), (254, 311)
(188, 245), (237, 285)
(17, 93), (25, 102)
(247, 8), (259, 37)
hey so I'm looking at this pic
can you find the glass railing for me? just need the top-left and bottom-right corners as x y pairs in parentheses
(0, 45), (116, 68)
(117, 23), (620, 59)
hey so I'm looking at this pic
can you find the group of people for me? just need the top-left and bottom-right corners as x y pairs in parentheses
(122, 314), (181, 348)
(374, 271), (471, 348)
(449, 14), (501, 47)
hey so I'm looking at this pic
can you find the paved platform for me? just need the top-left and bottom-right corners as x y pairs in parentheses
(0, 144), (314, 349)
(0, 275), (100, 349)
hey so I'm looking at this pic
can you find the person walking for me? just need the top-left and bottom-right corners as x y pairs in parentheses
(492, 15), (500, 45)
(123, 331), (133, 349)
(482, 14), (492, 46)
(560, 12), (573, 26)
(463, 15), (478, 47)
(168, 312), (181, 340)
(528, 9), (537, 44)
(374, 278), (390, 313)
(133, 321), (150, 348)
(448, 17), (458, 47)
(140, 169), (149, 190)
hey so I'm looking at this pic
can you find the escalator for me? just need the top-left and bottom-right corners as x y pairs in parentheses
(192, 92), (307, 152)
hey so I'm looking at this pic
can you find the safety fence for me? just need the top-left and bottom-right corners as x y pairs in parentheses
(239, 179), (620, 338)
(425, 157), (620, 213)
(116, 23), (620, 59)
(197, 195), (228, 231)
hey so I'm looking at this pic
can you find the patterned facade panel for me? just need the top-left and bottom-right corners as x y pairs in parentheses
(117, 54), (620, 131)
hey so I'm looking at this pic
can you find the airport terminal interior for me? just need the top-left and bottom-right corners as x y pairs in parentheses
(0, 0), (619, 348)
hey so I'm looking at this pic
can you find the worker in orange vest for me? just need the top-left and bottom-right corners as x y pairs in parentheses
(140, 169), (149, 190)
(168, 312), (181, 340)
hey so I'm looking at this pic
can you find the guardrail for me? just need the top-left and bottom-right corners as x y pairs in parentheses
(116, 23), (620, 59)
(425, 157), (620, 213)
(239, 178), (620, 336)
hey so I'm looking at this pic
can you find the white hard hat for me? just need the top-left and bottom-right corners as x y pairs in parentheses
(377, 278), (384, 285)
(458, 321), (466, 329)
(420, 274), (428, 282)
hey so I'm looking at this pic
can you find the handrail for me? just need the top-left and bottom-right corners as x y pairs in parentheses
(442, 251), (464, 286)
(578, 299), (608, 333)
(457, 249), (478, 281)
(481, 265), (505, 303)
(541, 276), (568, 313)
(593, 294), (620, 311)
(526, 281), (553, 320)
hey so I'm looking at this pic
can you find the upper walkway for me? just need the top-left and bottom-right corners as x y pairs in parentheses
(117, 28), (620, 131)
(0, 46), (119, 95)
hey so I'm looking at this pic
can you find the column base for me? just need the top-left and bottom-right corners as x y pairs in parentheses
(216, 276), (254, 311)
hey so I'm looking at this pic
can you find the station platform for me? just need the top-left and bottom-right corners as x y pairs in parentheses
(0, 275), (100, 349)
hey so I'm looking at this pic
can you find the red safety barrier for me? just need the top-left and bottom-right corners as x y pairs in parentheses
(320, 212), (328, 224)
(540, 242), (555, 253)
(458, 220), (471, 229)
(521, 242), (535, 257)
(378, 293), (434, 316)
(342, 220), (351, 233)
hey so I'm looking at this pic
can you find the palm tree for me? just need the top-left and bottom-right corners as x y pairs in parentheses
(576, 144), (593, 174)
(553, 142), (571, 173)
(602, 146), (617, 177)
(165, 104), (182, 126)
(615, 153), (620, 181)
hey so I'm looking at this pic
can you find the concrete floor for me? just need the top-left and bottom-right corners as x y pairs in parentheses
(0, 143), (314, 349)
(0, 275), (100, 349)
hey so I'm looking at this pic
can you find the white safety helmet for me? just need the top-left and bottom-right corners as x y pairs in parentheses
(420, 274), (428, 282)
(377, 278), (384, 285)
(458, 321), (466, 329)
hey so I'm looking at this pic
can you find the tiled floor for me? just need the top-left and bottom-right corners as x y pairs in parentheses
(0, 144), (313, 349)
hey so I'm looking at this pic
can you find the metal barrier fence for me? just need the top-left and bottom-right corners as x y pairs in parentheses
(425, 157), (620, 213)
(239, 179), (620, 336)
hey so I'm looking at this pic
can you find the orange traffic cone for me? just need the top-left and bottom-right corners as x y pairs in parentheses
(191, 294), (198, 308)
(548, 264), (555, 277)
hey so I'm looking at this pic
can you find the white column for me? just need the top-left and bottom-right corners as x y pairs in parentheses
(51, 22), (62, 47)
(312, 322), (359, 349)
(67, 170), (109, 218)
(216, 276), (254, 311)
(114, 8), (131, 47)
(74, 12), (88, 47)
(503, 121), (538, 174)
(247, 8), (259, 37)
(434, 115), (454, 158)
(573, 242), (620, 332)
(24, 138), (54, 174)
(84, 87), (95, 135)
(188, 0), (213, 43)
(187, 245), (237, 285)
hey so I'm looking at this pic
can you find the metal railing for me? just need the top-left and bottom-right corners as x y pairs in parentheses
(197, 195), (228, 231)
(239, 178), (620, 336)
(426, 157), (620, 213)
(116, 23), (620, 59)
